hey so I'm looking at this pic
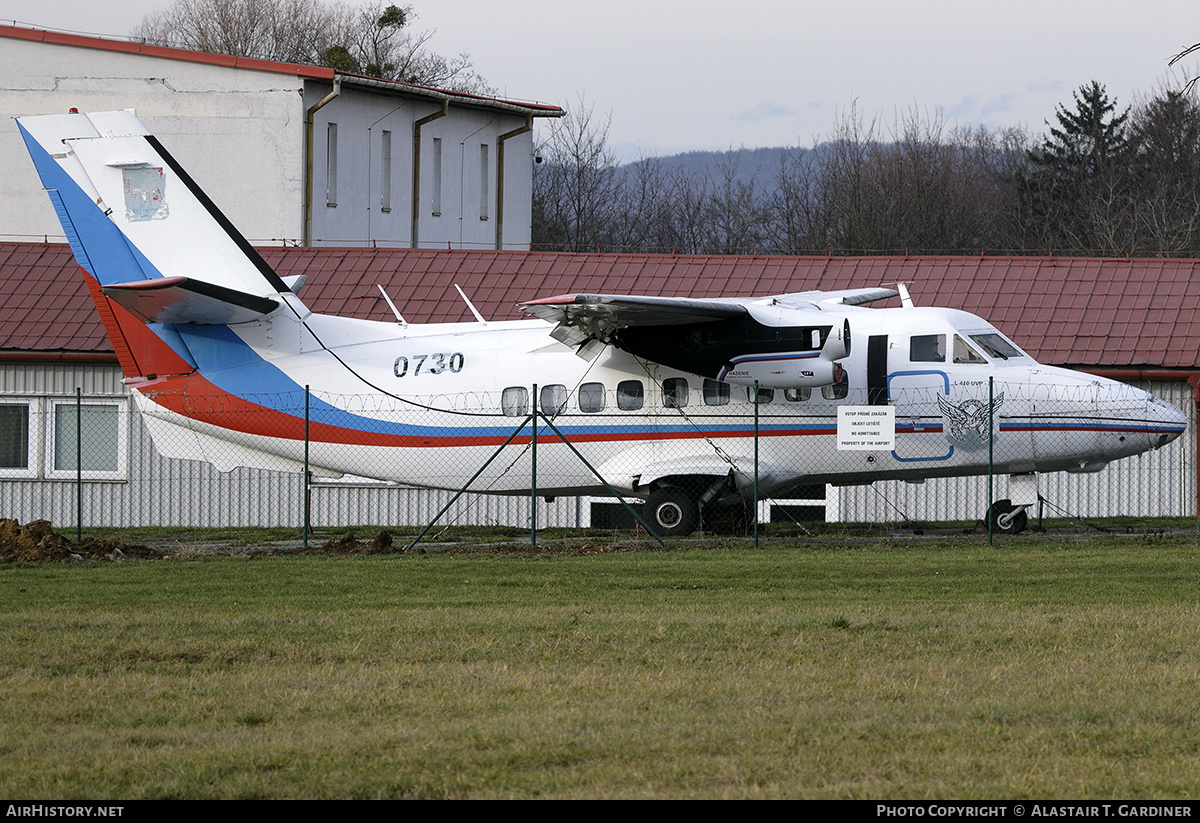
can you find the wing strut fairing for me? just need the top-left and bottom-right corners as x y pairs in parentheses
(519, 289), (897, 389)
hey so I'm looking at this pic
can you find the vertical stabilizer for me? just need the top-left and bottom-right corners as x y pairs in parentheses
(19, 109), (302, 379)
(18, 109), (290, 301)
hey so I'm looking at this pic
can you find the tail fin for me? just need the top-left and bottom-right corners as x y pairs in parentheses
(19, 109), (296, 378)
(19, 109), (290, 321)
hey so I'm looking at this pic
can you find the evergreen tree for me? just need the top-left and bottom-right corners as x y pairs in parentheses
(1021, 81), (1132, 250)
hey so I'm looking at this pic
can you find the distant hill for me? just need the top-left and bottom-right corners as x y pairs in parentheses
(621, 145), (829, 189)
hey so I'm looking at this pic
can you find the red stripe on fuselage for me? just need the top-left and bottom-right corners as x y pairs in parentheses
(137, 373), (839, 447)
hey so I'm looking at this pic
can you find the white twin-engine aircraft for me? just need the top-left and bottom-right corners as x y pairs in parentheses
(19, 110), (1187, 536)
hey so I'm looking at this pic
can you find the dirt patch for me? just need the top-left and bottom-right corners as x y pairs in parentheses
(288, 529), (405, 556)
(0, 519), (164, 563)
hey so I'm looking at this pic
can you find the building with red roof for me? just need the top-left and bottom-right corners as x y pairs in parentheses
(0, 24), (563, 250)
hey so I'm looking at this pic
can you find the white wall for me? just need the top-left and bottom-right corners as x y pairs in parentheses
(0, 37), (307, 245)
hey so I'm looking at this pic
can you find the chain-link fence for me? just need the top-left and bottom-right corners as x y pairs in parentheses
(1, 376), (1193, 542)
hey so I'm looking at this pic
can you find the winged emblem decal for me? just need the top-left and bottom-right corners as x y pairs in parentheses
(936, 393), (1003, 450)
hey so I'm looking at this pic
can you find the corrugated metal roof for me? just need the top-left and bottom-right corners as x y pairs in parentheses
(3, 242), (1198, 370)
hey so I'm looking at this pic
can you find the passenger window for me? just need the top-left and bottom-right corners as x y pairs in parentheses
(748, 387), (774, 404)
(822, 371), (849, 400)
(662, 377), (688, 408)
(785, 388), (810, 402)
(501, 386), (529, 416)
(703, 378), (729, 406)
(953, 336), (986, 364)
(617, 380), (644, 411)
(910, 334), (946, 363)
(578, 382), (605, 413)
(540, 384), (568, 415)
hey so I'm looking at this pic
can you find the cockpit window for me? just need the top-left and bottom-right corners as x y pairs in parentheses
(910, 334), (946, 363)
(953, 336), (987, 364)
(969, 332), (1023, 360)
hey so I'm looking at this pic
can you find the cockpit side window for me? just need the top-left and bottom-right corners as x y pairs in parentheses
(910, 334), (946, 363)
(953, 335), (987, 364)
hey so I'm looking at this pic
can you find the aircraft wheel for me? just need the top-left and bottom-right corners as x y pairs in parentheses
(987, 499), (1028, 535)
(644, 486), (699, 537)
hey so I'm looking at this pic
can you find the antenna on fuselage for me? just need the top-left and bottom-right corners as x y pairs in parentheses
(455, 284), (488, 324)
(377, 284), (408, 326)
(895, 282), (915, 308)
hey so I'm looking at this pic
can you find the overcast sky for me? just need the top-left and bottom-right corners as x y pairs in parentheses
(3, 0), (1198, 161)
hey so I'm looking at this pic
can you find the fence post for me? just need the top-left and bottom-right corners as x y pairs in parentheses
(754, 380), (760, 548)
(988, 376), (994, 546)
(304, 385), (310, 547)
(531, 384), (538, 547)
(75, 387), (82, 545)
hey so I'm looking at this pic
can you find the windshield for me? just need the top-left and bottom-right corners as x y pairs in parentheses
(969, 332), (1024, 360)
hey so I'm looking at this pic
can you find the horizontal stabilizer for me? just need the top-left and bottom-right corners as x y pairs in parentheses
(102, 276), (279, 325)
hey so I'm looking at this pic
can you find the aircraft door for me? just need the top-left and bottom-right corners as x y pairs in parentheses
(889, 333), (954, 463)
(867, 335), (888, 406)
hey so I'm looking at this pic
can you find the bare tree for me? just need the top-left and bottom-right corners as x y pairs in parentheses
(1126, 86), (1200, 254)
(702, 150), (767, 253)
(133, 0), (492, 94)
(532, 99), (622, 251)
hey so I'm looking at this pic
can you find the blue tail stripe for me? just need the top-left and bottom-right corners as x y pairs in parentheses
(18, 121), (165, 287)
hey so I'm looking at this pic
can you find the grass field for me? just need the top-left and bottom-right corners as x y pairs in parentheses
(3, 531), (1200, 799)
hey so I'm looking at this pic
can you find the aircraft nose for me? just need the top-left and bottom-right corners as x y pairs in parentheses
(1147, 393), (1187, 449)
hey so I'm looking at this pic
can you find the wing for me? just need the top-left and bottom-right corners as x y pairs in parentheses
(519, 293), (749, 345)
(518, 288), (897, 389)
(774, 287), (901, 307)
(518, 288), (897, 346)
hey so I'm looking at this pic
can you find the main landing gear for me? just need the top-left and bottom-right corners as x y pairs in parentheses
(642, 477), (740, 537)
(643, 486), (700, 537)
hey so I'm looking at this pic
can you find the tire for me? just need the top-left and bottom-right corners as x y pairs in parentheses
(987, 499), (1028, 535)
(644, 486), (699, 537)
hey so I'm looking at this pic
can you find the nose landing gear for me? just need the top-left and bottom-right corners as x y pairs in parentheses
(987, 499), (1029, 535)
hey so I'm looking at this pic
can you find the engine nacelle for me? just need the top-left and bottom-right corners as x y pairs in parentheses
(719, 352), (844, 389)
(717, 317), (851, 389)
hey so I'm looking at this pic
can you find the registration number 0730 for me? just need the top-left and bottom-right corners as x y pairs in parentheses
(393, 352), (465, 377)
